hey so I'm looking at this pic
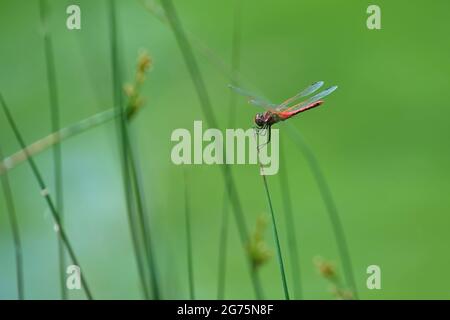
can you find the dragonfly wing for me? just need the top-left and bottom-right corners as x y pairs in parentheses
(285, 85), (338, 112)
(228, 84), (275, 110)
(276, 81), (324, 111)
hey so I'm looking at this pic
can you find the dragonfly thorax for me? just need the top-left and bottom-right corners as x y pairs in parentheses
(255, 111), (280, 128)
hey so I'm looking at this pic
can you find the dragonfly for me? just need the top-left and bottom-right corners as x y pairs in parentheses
(229, 81), (338, 148)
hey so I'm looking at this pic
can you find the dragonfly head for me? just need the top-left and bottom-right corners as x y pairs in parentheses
(254, 113), (265, 128)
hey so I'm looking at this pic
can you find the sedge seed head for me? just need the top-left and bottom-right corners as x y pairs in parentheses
(247, 215), (272, 269)
(314, 256), (337, 279)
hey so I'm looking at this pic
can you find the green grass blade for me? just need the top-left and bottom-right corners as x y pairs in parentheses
(125, 129), (161, 299)
(0, 109), (116, 175)
(217, 194), (229, 299)
(107, 0), (150, 299)
(257, 141), (290, 300)
(0, 147), (24, 300)
(217, 0), (243, 300)
(278, 139), (303, 299)
(286, 124), (358, 299)
(0, 93), (93, 300)
(38, 0), (66, 300)
(160, 0), (264, 299)
(183, 170), (195, 299)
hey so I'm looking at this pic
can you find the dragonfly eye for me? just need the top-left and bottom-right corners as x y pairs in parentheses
(254, 113), (265, 128)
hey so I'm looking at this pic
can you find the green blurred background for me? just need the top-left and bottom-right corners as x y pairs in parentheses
(1, 0), (450, 299)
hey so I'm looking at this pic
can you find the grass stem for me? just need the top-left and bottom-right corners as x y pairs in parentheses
(217, 0), (242, 300)
(217, 194), (229, 299)
(183, 170), (195, 299)
(107, 0), (150, 299)
(0, 147), (24, 300)
(38, 0), (66, 299)
(0, 109), (116, 175)
(286, 124), (358, 299)
(160, 0), (263, 299)
(278, 139), (303, 299)
(262, 175), (290, 299)
(256, 137), (290, 300)
(125, 129), (161, 299)
(0, 93), (93, 300)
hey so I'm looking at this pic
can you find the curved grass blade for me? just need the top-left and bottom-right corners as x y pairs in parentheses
(0, 147), (24, 300)
(0, 109), (116, 175)
(278, 140), (303, 299)
(107, 0), (150, 299)
(38, 0), (66, 299)
(0, 93), (93, 300)
(160, 0), (264, 299)
(183, 170), (195, 299)
(217, 0), (243, 299)
(286, 124), (358, 298)
(255, 132), (290, 300)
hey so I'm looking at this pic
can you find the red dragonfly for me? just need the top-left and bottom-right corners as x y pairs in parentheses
(229, 81), (338, 147)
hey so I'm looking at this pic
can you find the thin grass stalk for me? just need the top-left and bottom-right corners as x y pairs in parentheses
(0, 93), (93, 300)
(183, 170), (195, 299)
(160, 0), (263, 299)
(74, 17), (160, 297)
(0, 109), (116, 175)
(0, 147), (24, 300)
(217, 194), (229, 299)
(38, 0), (66, 299)
(107, 0), (150, 299)
(286, 124), (358, 298)
(261, 174), (289, 300)
(217, 0), (243, 300)
(124, 129), (161, 299)
(256, 135), (290, 300)
(278, 139), (303, 299)
(142, 0), (241, 84)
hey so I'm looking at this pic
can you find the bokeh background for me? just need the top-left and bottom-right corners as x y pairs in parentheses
(1, 0), (450, 300)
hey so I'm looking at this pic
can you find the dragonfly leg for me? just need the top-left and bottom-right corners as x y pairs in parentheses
(258, 127), (267, 136)
(257, 125), (271, 151)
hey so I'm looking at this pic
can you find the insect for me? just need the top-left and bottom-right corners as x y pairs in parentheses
(229, 81), (338, 148)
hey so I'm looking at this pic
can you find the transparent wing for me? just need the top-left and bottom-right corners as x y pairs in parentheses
(276, 81), (324, 111)
(285, 85), (338, 112)
(228, 84), (276, 110)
